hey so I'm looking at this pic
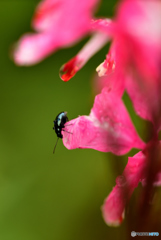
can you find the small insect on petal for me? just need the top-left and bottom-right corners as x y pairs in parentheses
(53, 111), (69, 153)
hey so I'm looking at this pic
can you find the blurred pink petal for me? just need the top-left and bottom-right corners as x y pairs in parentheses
(102, 144), (161, 226)
(14, 33), (56, 65)
(93, 69), (125, 98)
(13, 0), (99, 65)
(32, 0), (63, 32)
(125, 74), (161, 128)
(94, 0), (161, 127)
(33, 0), (99, 32)
(115, 0), (161, 80)
(102, 151), (147, 226)
(116, 0), (161, 125)
(62, 88), (145, 155)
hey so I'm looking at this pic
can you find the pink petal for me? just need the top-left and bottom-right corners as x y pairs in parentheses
(62, 88), (145, 155)
(32, 0), (63, 32)
(33, 0), (99, 32)
(59, 32), (109, 81)
(93, 71), (125, 98)
(126, 74), (161, 127)
(13, 0), (99, 65)
(116, 0), (161, 49)
(113, 0), (161, 126)
(13, 33), (56, 65)
(115, 0), (161, 81)
(102, 151), (147, 226)
(102, 184), (126, 226)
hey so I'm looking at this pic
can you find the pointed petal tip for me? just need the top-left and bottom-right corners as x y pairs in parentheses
(102, 200), (125, 227)
(12, 35), (38, 66)
(59, 56), (83, 82)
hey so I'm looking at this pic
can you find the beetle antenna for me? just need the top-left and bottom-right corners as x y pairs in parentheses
(53, 137), (59, 154)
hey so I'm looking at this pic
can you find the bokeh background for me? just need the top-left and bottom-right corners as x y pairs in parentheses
(1, 1), (160, 240)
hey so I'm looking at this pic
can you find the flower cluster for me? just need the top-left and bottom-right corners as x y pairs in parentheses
(13, 0), (161, 226)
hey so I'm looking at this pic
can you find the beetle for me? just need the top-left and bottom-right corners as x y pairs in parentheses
(53, 111), (69, 138)
(53, 112), (69, 153)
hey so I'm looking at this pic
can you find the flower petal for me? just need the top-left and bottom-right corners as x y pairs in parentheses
(32, 0), (63, 32)
(93, 72), (125, 98)
(126, 74), (161, 128)
(115, 0), (161, 81)
(62, 88), (145, 154)
(33, 0), (99, 32)
(13, 0), (100, 65)
(114, 0), (161, 126)
(13, 33), (56, 65)
(102, 185), (125, 226)
(102, 151), (147, 226)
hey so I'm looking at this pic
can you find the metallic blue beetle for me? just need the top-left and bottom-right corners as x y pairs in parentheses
(53, 112), (69, 138)
(53, 112), (69, 153)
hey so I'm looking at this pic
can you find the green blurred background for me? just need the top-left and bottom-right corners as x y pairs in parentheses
(0, 0), (145, 239)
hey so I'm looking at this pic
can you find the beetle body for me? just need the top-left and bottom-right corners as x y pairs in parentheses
(53, 112), (69, 138)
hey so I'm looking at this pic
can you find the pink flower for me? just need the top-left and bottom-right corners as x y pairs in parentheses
(13, 0), (99, 65)
(62, 87), (145, 155)
(102, 146), (161, 226)
(96, 0), (161, 126)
